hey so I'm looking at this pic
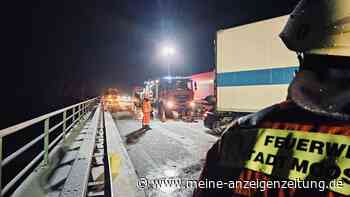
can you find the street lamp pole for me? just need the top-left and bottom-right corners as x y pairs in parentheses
(155, 80), (159, 100)
(167, 61), (171, 77)
(162, 45), (175, 77)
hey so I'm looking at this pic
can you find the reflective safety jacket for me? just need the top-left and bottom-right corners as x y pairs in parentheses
(194, 101), (350, 197)
(142, 100), (151, 113)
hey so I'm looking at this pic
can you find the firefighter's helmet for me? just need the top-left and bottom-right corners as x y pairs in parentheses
(280, 0), (350, 57)
(282, 0), (350, 121)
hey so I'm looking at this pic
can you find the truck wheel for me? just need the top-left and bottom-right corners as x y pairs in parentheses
(165, 110), (172, 119)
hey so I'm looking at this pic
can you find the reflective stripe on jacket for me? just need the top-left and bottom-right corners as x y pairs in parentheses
(142, 100), (151, 113)
(194, 101), (350, 197)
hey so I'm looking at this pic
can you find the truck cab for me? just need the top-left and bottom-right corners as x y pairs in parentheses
(144, 77), (195, 119)
(159, 77), (194, 115)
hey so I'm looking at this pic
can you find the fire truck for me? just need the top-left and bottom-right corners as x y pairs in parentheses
(144, 76), (195, 120)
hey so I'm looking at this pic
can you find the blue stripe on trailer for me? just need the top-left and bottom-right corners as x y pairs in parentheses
(217, 66), (298, 87)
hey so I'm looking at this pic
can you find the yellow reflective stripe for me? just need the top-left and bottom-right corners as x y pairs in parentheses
(109, 153), (122, 180)
(243, 128), (350, 195)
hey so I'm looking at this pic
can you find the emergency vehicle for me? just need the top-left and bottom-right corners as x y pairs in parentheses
(144, 76), (195, 120)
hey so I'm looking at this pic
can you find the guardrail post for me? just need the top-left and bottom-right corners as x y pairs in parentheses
(63, 110), (67, 140)
(43, 118), (49, 166)
(78, 104), (81, 121)
(73, 107), (76, 123)
(0, 137), (3, 195)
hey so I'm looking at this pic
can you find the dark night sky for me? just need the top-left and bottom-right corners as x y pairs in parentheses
(3, 0), (300, 127)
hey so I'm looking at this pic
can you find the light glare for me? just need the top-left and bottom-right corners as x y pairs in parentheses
(162, 46), (176, 57)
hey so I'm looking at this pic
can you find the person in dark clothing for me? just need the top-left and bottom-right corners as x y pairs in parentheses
(194, 1), (350, 196)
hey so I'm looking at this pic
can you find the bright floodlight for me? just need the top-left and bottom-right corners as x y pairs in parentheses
(162, 46), (175, 57)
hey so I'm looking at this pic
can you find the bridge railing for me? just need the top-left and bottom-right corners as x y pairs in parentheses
(0, 98), (98, 196)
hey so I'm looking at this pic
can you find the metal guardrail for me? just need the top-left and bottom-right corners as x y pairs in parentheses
(101, 108), (114, 197)
(0, 98), (98, 196)
(60, 104), (101, 197)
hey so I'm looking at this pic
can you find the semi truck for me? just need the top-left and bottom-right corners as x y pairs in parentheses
(205, 15), (299, 133)
(190, 71), (215, 118)
(144, 76), (195, 120)
(191, 71), (215, 101)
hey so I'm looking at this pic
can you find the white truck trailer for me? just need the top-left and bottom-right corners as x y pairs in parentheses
(205, 15), (299, 131)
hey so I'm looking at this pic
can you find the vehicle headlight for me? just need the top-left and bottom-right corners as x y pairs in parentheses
(190, 101), (195, 108)
(166, 101), (174, 109)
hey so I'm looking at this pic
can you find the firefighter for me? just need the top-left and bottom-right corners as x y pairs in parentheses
(142, 96), (152, 130)
(194, 1), (350, 197)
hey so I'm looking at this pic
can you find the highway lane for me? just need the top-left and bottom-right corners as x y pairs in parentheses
(112, 112), (218, 197)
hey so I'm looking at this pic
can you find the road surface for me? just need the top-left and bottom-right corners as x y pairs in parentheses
(112, 111), (218, 197)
